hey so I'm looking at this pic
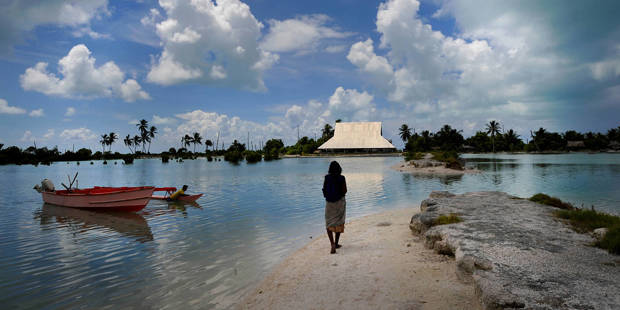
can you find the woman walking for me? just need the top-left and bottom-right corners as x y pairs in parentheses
(323, 161), (347, 254)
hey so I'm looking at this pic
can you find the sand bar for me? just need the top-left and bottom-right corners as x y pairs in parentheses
(239, 208), (480, 310)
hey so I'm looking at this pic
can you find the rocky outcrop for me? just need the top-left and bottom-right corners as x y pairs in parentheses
(410, 191), (620, 310)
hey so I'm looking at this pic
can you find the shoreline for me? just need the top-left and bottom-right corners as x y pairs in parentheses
(238, 208), (480, 310)
(391, 161), (481, 176)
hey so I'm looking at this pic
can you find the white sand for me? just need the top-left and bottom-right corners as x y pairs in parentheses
(238, 208), (480, 310)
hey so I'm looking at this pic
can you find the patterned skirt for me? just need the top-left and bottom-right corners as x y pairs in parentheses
(325, 197), (346, 233)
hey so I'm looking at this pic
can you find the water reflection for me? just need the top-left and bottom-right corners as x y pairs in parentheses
(2, 154), (620, 309)
(408, 173), (463, 185)
(35, 204), (153, 242)
(164, 201), (202, 217)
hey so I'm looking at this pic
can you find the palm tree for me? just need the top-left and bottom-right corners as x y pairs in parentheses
(136, 119), (148, 152)
(133, 135), (142, 153)
(504, 129), (520, 151)
(399, 124), (412, 143)
(107, 132), (118, 152)
(147, 126), (157, 153)
(100, 134), (108, 153)
(183, 134), (193, 150)
(321, 124), (334, 139)
(486, 120), (501, 153)
(124, 134), (133, 153)
(192, 132), (203, 153)
(205, 139), (213, 152)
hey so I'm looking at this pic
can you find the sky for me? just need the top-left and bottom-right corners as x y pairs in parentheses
(0, 0), (619, 152)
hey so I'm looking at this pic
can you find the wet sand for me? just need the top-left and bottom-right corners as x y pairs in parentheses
(238, 208), (480, 310)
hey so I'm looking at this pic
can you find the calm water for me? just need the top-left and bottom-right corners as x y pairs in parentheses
(1, 154), (619, 309)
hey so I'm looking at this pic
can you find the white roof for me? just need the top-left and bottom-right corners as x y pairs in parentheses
(318, 122), (396, 149)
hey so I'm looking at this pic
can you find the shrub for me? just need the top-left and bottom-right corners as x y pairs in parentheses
(264, 148), (280, 161)
(122, 154), (134, 164)
(431, 150), (459, 162)
(433, 213), (463, 226)
(597, 225), (620, 255)
(244, 151), (262, 163)
(431, 151), (463, 170)
(554, 208), (620, 254)
(554, 209), (620, 232)
(161, 153), (169, 163)
(530, 193), (574, 210)
(224, 150), (243, 163)
(404, 152), (424, 161)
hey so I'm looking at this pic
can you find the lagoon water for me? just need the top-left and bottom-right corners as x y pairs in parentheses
(1, 153), (619, 309)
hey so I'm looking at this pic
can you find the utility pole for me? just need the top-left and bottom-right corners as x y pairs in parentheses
(247, 131), (249, 149)
(297, 125), (300, 141)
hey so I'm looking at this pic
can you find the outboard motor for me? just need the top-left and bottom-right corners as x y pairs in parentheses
(33, 179), (55, 193)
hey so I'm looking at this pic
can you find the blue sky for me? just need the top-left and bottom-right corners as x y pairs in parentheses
(1, 0), (619, 152)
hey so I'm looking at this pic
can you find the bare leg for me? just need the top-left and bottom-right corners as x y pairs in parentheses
(326, 229), (336, 254)
(335, 232), (341, 248)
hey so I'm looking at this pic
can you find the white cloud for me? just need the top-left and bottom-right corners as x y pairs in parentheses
(65, 107), (76, 116)
(171, 110), (284, 148)
(29, 108), (44, 117)
(59, 127), (97, 141)
(165, 86), (381, 147)
(20, 44), (150, 102)
(346, 0), (620, 132)
(0, 0), (109, 52)
(146, 0), (278, 91)
(590, 59), (620, 81)
(325, 45), (347, 53)
(321, 87), (377, 122)
(71, 27), (111, 40)
(0, 99), (26, 114)
(152, 115), (176, 125)
(261, 14), (352, 53)
(347, 39), (394, 90)
(43, 129), (55, 140)
(20, 130), (32, 142)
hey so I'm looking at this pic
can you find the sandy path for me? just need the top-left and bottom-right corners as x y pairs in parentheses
(238, 208), (480, 310)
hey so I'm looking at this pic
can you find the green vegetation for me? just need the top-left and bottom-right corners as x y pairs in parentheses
(598, 227), (620, 255)
(399, 124), (412, 143)
(554, 209), (620, 233)
(244, 151), (262, 163)
(122, 154), (134, 164)
(529, 193), (574, 210)
(433, 213), (463, 226)
(400, 122), (619, 154)
(284, 123), (335, 155)
(224, 140), (245, 163)
(555, 209), (620, 254)
(263, 139), (284, 161)
(403, 151), (424, 161)
(529, 193), (620, 254)
(431, 151), (462, 170)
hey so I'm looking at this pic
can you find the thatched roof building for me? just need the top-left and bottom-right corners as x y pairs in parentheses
(318, 122), (396, 153)
(566, 140), (585, 148)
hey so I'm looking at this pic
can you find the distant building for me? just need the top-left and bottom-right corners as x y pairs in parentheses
(318, 122), (396, 153)
(566, 140), (585, 149)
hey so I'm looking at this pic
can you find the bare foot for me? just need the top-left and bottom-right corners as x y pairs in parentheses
(335, 244), (342, 249)
(330, 247), (336, 254)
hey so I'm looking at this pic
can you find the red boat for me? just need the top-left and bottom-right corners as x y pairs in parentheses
(40, 186), (155, 212)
